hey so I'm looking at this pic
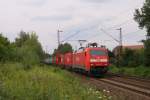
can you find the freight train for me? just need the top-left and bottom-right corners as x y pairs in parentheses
(48, 43), (109, 76)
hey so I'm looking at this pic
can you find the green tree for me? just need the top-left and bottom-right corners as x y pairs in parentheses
(134, 0), (150, 66)
(54, 43), (73, 54)
(14, 31), (44, 67)
(121, 48), (134, 66)
(108, 50), (114, 58)
(107, 49), (115, 64)
(0, 31), (45, 67)
(53, 49), (58, 56)
(15, 30), (30, 47)
(121, 48), (144, 67)
(0, 33), (11, 62)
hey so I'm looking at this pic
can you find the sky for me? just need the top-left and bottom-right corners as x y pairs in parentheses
(0, 0), (146, 53)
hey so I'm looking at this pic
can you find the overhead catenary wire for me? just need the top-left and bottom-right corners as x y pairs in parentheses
(60, 3), (142, 44)
(61, 7), (134, 43)
(61, 30), (81, 43)
(123, 30), (145, 37)
(84, 17), (139, 43)
(100, 28), (120, 43)
(84, 18), (132, 41)
(61, 24), (99, 43)
(105, 18), (133, 31)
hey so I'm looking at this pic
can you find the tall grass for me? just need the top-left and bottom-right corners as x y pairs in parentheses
(109, 65), (150, 78)
(0, 63), (108, 100)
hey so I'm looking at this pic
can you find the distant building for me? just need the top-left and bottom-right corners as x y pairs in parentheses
(113, 45), (144, 56)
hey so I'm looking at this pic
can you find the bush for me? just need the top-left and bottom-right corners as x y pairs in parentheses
(0, 64), (108, 100)
(0, 31), (45, 67)
(144, 39), (150, 66)
(109, 65), (150, 78)
(118, 48), (144, 67)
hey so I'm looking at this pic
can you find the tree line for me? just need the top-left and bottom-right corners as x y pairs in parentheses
(0, 31), (45, 68)
(134, 0), (150, 66)
(110, 48), (145, 67)
(108, 0), (150, 67)
(53, 43), (73, 56)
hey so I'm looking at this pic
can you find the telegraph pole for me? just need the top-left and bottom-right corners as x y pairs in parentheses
(116, 28), (123, 67)
(57, 30), (63, 47)
(117, 28), (122, 47)
(117, 28), (123, 53)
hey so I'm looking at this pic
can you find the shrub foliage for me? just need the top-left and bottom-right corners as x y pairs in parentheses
(134, 0), (150, 66)
(0, 31), (45, 67)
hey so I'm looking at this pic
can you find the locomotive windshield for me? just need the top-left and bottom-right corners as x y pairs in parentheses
(90, 50), (106, 56)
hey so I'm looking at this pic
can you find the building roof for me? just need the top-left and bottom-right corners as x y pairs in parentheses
(113, 45), (144, 56)
(122, 45), (144, 50)
(113, 45), (144, 51)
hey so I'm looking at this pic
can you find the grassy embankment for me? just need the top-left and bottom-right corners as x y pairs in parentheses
(109, 65), (150, 78)
(0, 63), (109, 100)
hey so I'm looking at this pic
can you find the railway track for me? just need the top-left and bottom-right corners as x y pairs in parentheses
(107, 76), (150, 90)
(107, 72), (150, 83)
(73, 72), (150, 99)
(89, 75), (150, 99)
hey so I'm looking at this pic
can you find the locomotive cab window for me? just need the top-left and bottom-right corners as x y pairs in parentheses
(90, 50), (106, 55)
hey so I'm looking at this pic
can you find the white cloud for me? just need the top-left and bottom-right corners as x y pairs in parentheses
(31, 15), (72, 22)
(16, 0), (48, 7)
(81, 0), (114, 3)
(0, 0), (146, 53)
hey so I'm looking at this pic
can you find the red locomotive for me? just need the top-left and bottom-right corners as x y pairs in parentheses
(51, 43), (109, 75)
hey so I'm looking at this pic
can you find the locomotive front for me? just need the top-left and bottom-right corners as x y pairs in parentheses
(86, 47), (109, 74)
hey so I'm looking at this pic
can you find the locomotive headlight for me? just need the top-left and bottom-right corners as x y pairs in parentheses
(90, 59), (108, 62)
(100, 59), (108, 62)
(90, 59), (97, 62)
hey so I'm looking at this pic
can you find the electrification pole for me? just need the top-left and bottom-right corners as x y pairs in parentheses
(116, 28), (123, 67)
(117, 28), (122, 47)
(57, 30), (63, 47)
(100, 28), (123, 67)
